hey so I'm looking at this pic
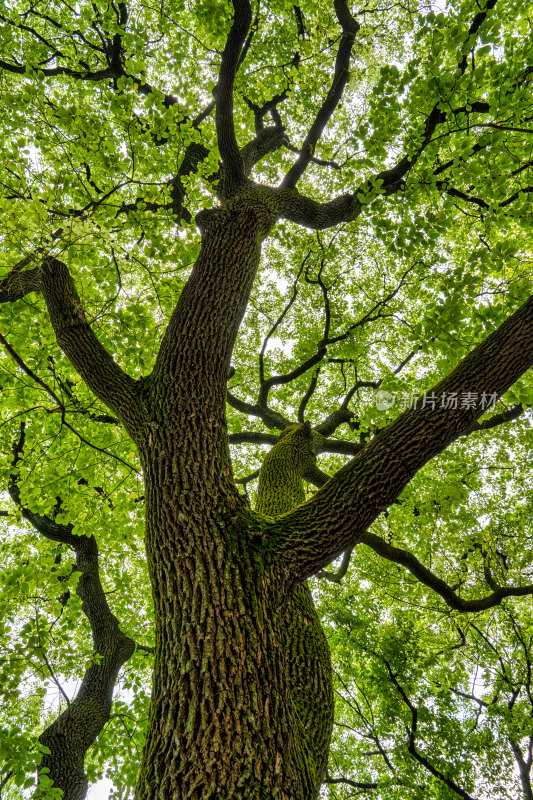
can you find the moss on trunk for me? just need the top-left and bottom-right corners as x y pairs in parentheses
(256, 423), (334, 799)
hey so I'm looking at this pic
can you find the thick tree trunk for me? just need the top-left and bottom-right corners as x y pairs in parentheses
(135, 472), (313, 798)
(136, 204), (330, 798)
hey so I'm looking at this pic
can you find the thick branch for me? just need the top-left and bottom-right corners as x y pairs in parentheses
(170, 142), (210, 221)
(227, 390), (291, 430)
(229, 431), (279, 447)
(267, 291), (533, 584)
(320, 437), (363, 456)
(0, 264), (41, 302)
(303, 460), (331, 488)
(466, 403), (526, 433)
(317, 546), (354, 583)
(273, 184), (364, 229)
(323, 776), (378, 790)
(8, 432), (137, 800)
(315, 407), (354, 437)
(215, 0), (253, 189)
(37, 531), (136, 800)
(1, 257), (141, 431)
(240, 126), (288, 177)
(39, 257), (142, 434)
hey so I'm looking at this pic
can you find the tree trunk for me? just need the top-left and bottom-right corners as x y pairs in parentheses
(135, 469), (314, 798)
(135, 204), (332, 798)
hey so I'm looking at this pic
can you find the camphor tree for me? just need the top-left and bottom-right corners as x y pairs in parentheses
(1, 0), (533, 797)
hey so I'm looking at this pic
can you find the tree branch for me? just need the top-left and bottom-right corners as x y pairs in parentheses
(39, 257), (142, 434)
(170, 141), (211, 221)
(240, 126), (288, 177)
(258, 253), (307, 388)
(359, 531), (533, 612)
(384, 660), (479, 800)
(323, 775), (378, 790)
(227, 390), (292, 430)
(0, 263), (41, 302)
(273, 0), (499, 226)
(229, 431), (279, 446)
(317, 546), (354, 583)
(281, 0), (359, 189)
(315, 407), (354, 437)
(254, 260), (415, 433)
(266, 290), (533, 584)
(215, 0), (253, 190)
(0, 2), (181, 110)
(258, 346), (328, 407)
(273, 185), (364, 229)
(466, 403), (527, 434)
(1, 256), (142, 432)
(8, 425), (138, 800)
(297, 367), (320, 423)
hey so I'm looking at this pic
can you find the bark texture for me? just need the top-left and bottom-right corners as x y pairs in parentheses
(136, 203), (319, 799)
(134, 204), (337, 799)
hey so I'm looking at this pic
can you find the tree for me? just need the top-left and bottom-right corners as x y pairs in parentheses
(0, 0), (533, 797)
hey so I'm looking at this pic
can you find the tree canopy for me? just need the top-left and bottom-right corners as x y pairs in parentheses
(0, 0), (533, 797)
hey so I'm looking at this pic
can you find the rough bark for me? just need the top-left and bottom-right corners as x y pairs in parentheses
(136, 203), (318, 798)
(0, 255), (143, 436)
(135, 465), (307, 798)
(39, 256), (143, 435)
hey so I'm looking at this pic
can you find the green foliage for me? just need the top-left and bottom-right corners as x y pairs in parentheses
(0, 0), (533, 795)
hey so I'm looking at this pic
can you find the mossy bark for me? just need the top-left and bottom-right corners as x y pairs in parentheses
(255, 424), (334, 799)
